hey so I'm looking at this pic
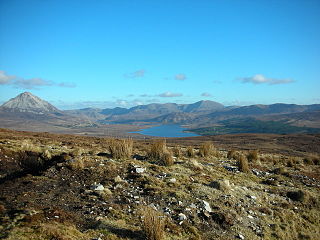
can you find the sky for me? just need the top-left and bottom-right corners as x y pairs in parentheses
(0, 0), (319, 109)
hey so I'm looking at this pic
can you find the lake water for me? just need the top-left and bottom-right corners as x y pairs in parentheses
(132, 124), (200, 138)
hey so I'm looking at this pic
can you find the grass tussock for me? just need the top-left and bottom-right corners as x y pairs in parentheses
(141, 206), (165, 240)
(198, 142), (216, 158)
(17, 151), (46, 174)
(227, 150), (238, 159)
(238, 154), (250, 173)
(148, 140), (173, 166)
(186, 146), (195, 158)
(108, 138), (133, 159)
(247, 150), (259, 162)
(172, 146), (182, 158)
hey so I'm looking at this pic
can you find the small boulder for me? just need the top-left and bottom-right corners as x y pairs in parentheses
(201, 200), (212, 212)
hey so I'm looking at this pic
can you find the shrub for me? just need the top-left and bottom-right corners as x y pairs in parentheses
(141, 206), (165, 240)
(247, 150), (259, 162)
(186, 146), (195, 158)
(198, 142), (216, 158)
(238, 155), (250, 173)
(108, 138), (133, 159)
(287, 190), (308, 202)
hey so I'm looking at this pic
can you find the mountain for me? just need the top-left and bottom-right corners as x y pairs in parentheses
(0, 92), (60, 114)
(0, 92), (96, 132)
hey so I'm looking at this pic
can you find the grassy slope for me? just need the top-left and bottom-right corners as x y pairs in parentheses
(190, 118), (320, 136)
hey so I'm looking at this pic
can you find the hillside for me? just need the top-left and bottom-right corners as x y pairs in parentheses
(0, 128), (319, 240)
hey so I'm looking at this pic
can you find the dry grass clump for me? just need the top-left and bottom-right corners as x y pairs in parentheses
(227, 150), (238, 159)
(147, 140), (174, 166)
(20, 139), (42, 152)
(108, 138), (133, 159)
(198, 142), (216, 158)
(247, 150), (259, 162)
(67, 157), (85, 170)
(161, 151), (174, 166)
(17, 151), (46, 174)
(237, 154), (250, 173)
(141, 206), (165, 240)
(186, 146), (195, 158)
(304, 154), (320, 165)
(189, 159), (203, 171)
(147, 139), (167, 160)
(172, 145), (182, 158)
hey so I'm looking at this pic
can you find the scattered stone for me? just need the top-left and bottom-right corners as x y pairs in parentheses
(178, 213), (187, 221)
(201, 200), (212, 212)
(91, 183), (104, 191)
(237, 233), (245, 239)
(169, 178), (177, 183)
(135, 167), (146, 173)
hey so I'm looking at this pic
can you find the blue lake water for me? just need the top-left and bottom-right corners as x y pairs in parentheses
(132, 124), (200, 138)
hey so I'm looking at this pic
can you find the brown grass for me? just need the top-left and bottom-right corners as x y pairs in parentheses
(247, 150), (259, 162)
(147, 139), (167, 160)
(147, 140), (174, 166)
(108, 138), (133, 159)
(141, 206), (165, 240)
(198, 142), (216, 158)
(172, 146), (182, 158)
(186, 146), (195, 158)
(227, 150), (237, 159)
(238, 154), (250, 173)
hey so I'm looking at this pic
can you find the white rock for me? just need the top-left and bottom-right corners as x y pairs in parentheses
(238, 233), (245, 239)
(135, 167), (146, 173)
(91, 183), (104, 191)
(178, 213), (187, 221)
(202, 200), (212, 212)
(169, 178), (177, 183)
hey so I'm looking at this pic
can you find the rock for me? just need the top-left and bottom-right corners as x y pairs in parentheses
(169, 178), (177, 183)
(178, 213), (187, 221)
(135, 167), (146, 173)
(209, 179), (231, 191)
(91, 183), (104, 191)
(201, 200), (212, 212)
(237, 233), (245, 239)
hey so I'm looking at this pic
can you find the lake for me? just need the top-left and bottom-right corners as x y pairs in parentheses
(132, 124), (200, 138)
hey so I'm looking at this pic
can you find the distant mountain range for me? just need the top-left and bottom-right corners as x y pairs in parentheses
(1, 92), (320, 135)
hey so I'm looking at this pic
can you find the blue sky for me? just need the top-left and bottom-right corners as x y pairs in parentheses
(0, 0), (319, 109)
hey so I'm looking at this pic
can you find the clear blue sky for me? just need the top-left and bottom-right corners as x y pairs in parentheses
(1, 0), (319, 109)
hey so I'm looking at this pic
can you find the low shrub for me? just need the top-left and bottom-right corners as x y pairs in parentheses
(17, 151), (46, 174)
(147, 140), (173, 166)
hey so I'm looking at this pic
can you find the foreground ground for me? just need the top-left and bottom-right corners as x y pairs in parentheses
(0, 128), (319, 240)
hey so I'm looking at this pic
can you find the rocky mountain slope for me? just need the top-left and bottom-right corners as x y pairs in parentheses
(0, 92), (59, 114)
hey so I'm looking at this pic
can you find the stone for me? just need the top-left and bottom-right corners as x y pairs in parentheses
(91, 183), (104, 191)
(169, 178), (177, 183)
(201, 200), (212, 212)
(135, 167), (146, 173)
(178, 213), (187, 221)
